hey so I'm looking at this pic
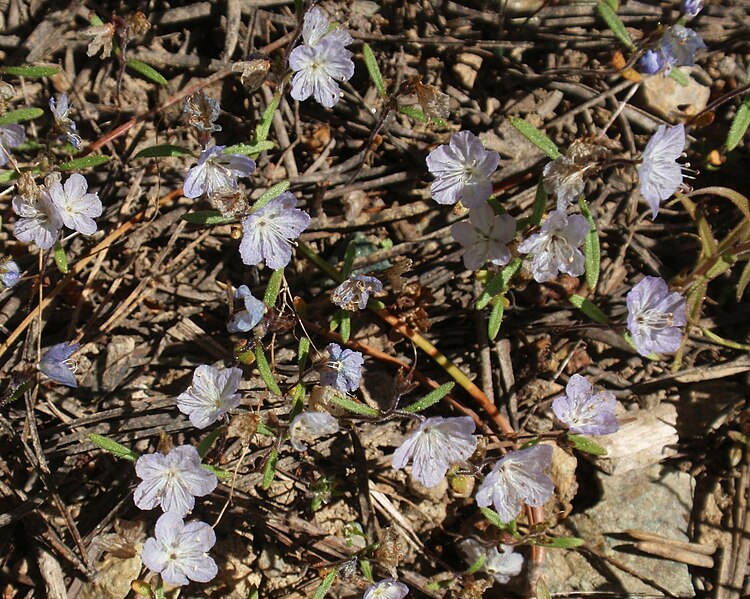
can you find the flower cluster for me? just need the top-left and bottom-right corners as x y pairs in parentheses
(289, 8), (355, 108)
(13, 173), (102, 250)
(639, 25), (706, 75)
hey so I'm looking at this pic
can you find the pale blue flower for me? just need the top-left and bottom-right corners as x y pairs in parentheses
(451, 202), (516, 270)
(459, 538), (524, 584)
(49, 93), (83, 150)
(141, 512), (217, 586)
(39, 342), (80, 387)
(176, 364), (243, 429)
(364, 580), (409, 599)
(331, 274), (383, 311)
(0, 258), (20, 288)
(475, 444), (554, 523)
(12, 191), (63, 250)
(0, 124), (25, 167)
(319, 343), (364, 394)
(517, 211), (588, 283)
(639, 25), (706, 74)
(239, 192), (311, 269)
(552, 374), (619, 435)
(626, 276), (687, 356)
(289, 8), (354, 108)
(637, 124), (686, 219)
(47, 174), (102, 236)
(133, 445), (217, 516)
(290, 411), (340, 451)
(683, 0), (703, 17)
(426, 131), (500, 208)
(183, 146), (256, 199)
(393, 416), (477, 488)
(227, 285), (266, 333)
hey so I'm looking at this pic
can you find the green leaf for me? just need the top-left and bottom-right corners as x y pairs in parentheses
(261, 448), (278, 490)
(342, 239), (357, 278)
(465, 554), (486, 575)
(0, 170), (20, 183)
(311, 568), (337, 599)
(488, 296), (505, 341)
(480, 507), (516, 532)
(87, 434), (139, 461)
(476, 258), (523, 310)
(197, 428), (224, 459)
(362, 43), (387, 97)
(509, 117), (560, 159)
(401, 382), (455, 413)
(181, 210), (235, 226)
(291, 383), (306, 416)
(579, 197), (600, 290)
(339, 310), (351, 343)
(257, 420), (275, 436)
(133, 144), (193, 159)
(126, 59), (168, 86)
(669, 68), (690, 87)
(567, 434), (608, 456)
(398, 105), (427, 122)
(52, 242), (68, 274)
(251, 180), (290, 213)
(254, 92), (280, 145)
(224, 140), (276, 157)
(298, 336), (311, 372)
(360, 559), (374, 583)
(263, 268), (285, 307)
(203, 463), (232, 480)
(530, 178), (548, 227)
(57, 155), (110, 171)
(330, 395), (380, 417)
(0, 108), (44, 126)
(736, 259), (750, 300)
(596, 1), (635, 49)
(726, 98), (750, 152)
(568, 294), (609, 324)
(256, 344), (282, 395)
(0, 65), (60, 78)
(537, 536), (586, 549)
(248, 586), (260, 599)
(537, 578), (552, 599)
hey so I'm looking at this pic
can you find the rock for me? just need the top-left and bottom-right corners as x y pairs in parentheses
(453, 53), (483, 90)
(543, 464), (695, 597)
(639, 66), (711, 121)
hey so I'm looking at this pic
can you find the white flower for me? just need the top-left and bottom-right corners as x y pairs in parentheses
(459, 538), (524, 584)
(450, 202), (516, 270)
(288, 8), (355, 108)
(133, 445), (217, 517)
(363, 579), (409, 599)
(637, 124), (686, 219)
(46, 173), (102, 235)
(290, 411), (340, 452)
(183, 146), (256, 199)
(552, 374), (619, 435)
(141, 512), (217, 586)
(425, 131), (500, 208)
(626, 276), (687, 356)
(392, 416), (477, 488)
(176, 364), (243, 429)
(517, 210), (588, 283)
(12, 192), (63, 250)
(0, 124), (25, 167)
(476, 444), (554, 523)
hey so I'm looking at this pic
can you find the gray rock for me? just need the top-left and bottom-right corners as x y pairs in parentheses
(639, 66), (711, 122)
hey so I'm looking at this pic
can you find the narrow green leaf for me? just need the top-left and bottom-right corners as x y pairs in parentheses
(476, 258), (523, 309)
(181, 210), (235, 226)
(52, 242), (68, 274)
(0, 65), (60, 78)
(669, 68), (690, 87)
(126, 59), (168, 85)
(342, 239), (357, 278)
(398, 105), (428, 122)
(362, 43), (386, 97)
(487, 296), (505, 341)
(530, 178), (548, 227)
(596, 1), (635, 49)
(58, 155), (110, 171)
(568, 294), (609, 324)
(256, 344), (282, 395)
(263, 268), (285, 307)
(701, 327), (750, 351)
(402, 382), (455, 413)
(87, 434), (139, 461)
(261, 448), (278, 490)
(311, 568), (337, 599)
(0, 170), (20, 183)
(579, 197), (600, 290)
(726, 98), (750, 152)
(133, 144), (193, 159)
(197, 428), (224, 459)
(736, 259), (750, 300)
(251, 180), (290, 213)
(294, 0), (305, 17)
(257, 420), (275, 436)
(339, 310), (351, 343)
(255, 92), (280, 144)
(537, 536), (586, 549)
(291, 383), (306, 416)
(203, 463), (232, 480)
(298, 336), (311, 371)
(0, 108), (44, 126)
(330, 395), (380, 417)
(360, 559), (374, 583)
(248, 586), (260, 599)
(465, 554), (486, 575)
(567, 434), (608, 456)
(480, 507), (515, 531)
(537, 578), (552, 599)
(224, 140), (276, 156)
(509, 117), (560, 159)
